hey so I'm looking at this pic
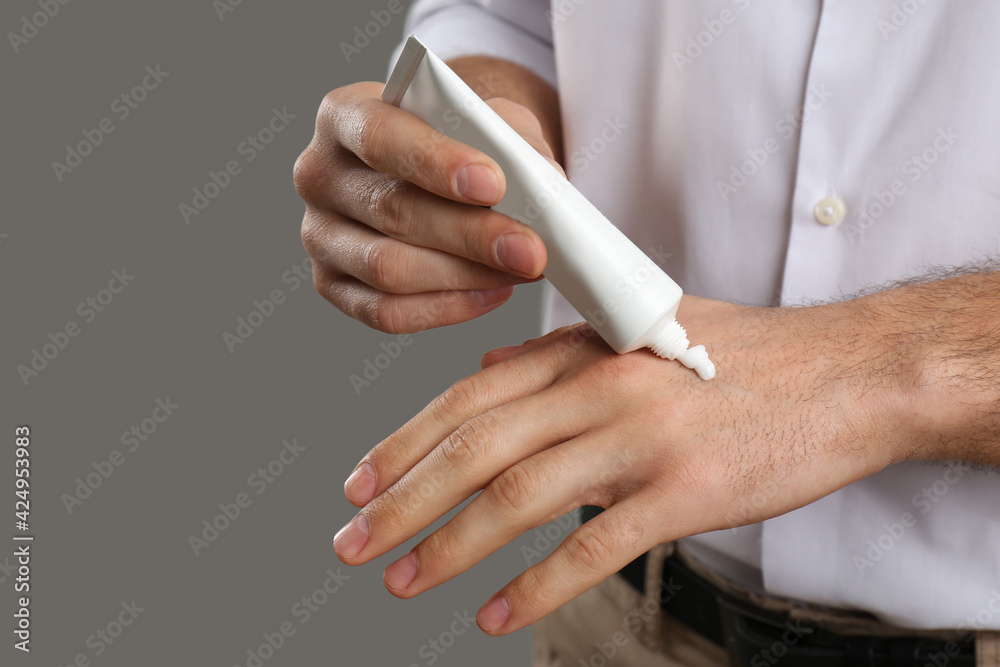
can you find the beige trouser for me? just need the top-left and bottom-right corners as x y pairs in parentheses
(532, 543), (1000, 667)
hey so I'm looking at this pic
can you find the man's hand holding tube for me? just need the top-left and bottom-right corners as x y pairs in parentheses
(293, 57), (563, 333)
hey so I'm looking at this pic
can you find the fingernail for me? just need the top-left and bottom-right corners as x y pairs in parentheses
(456, 163), (500, 204)
(477, 595), (511, 633)
(344, 462), (376, 505)
(496, 233), (537, 275)
(384, 552), (418, 591)
(333, 514), (369, 560)
(472, 286), (512, 308)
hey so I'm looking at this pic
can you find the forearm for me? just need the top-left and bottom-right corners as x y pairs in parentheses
(447, 56), (563, 164)
(850, 267), (1000, 466)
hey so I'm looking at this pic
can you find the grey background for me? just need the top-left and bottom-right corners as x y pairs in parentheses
(3, 1), (553, 664)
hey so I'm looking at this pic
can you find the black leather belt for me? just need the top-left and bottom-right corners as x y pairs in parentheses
(580, 505), (976, 667)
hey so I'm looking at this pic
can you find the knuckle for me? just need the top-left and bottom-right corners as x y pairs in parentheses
(456, 207), (497, 260)
(509, 566), (550, 617)
(293, 146), (325, 202)
(313, 269), (330, 299)
(352, 106), (389, 165)
(563, 527), (614, 574)
(489, 461), (537, 513)
(440, 414), (491, 471)
(299, 214), (324, 258)
(319, 87), (346, 116)
(371, 483), (407, 532)
(369, 293), (406, 334)
(318, 274), (356, 315)
(324, 278), (390, 332)
(578, 479), (616, 510)
(419, 528), (464, 572)
(435, 376), (483, 418)
(362, 240), (402, 291)
(370, 179), (415, 238)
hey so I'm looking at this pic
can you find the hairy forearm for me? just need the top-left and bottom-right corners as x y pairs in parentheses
(446, 56), (563, 164)
(849, 266), (1000, 466)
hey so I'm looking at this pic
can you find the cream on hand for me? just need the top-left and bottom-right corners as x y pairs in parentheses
(382, 36), (715, 380)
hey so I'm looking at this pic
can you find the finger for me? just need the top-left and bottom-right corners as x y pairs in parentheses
(477, 492), (663, 635)
(335, 384), (602, 565)
(317, 272), (513, 334)
(311, 161), (545, 277)
(480, 323), (588, 369)
(304, 212), (531, 294)
(382, 430), (630, 597)
(322, 82), (507, 205)
(485, 98), (565, 176)
(343, 329), (598, 505)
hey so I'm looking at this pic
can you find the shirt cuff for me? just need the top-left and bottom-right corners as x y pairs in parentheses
(388, 4), (557, 88)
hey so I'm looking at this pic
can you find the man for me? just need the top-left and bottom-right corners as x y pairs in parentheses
(294, 1), (1000, 664)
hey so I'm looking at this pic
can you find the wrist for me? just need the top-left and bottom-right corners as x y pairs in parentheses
(848, 283), (1000, 464)
(802, 297), (919, 469)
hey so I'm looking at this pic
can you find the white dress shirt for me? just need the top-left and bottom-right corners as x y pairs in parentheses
(393, 0), (1000, 630)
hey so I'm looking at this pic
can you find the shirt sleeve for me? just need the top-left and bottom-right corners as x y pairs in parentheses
(388, 0), (556, 87)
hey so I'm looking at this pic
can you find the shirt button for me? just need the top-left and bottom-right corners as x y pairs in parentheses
(814, 197), (845, 226)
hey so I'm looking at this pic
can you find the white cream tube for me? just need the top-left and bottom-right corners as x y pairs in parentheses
(383, 36), (715, 380)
